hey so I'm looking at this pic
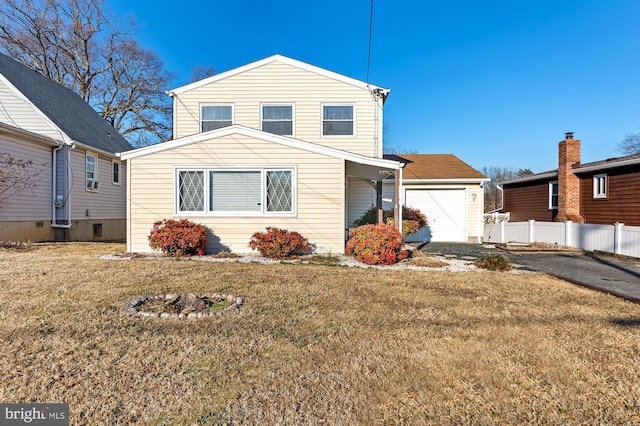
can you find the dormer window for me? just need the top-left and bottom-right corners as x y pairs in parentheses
(201, 104), (233, 131)
(322, 105), (354, 136)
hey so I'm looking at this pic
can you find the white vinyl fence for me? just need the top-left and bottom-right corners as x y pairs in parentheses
(484, 220), (640, 258)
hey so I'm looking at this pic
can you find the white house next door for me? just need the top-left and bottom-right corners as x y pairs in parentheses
(404, 189), (466, 242)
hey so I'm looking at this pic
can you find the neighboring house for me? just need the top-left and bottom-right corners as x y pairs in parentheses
(122, 55), (403, 254)
(382, 154), (488, 243)
(0, 53), (133, 241)
(501, 132), (640, 226)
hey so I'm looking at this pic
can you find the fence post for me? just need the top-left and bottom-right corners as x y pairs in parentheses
(528, 220), (535, 243)
(614, 222), (624, 254)
(500, 221), (505, 243)
(565, 221), (572, 247)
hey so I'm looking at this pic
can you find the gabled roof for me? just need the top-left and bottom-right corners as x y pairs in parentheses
(121, 125), (402, 170)
(384, 154), (488, 182)
(0, 53), (132, 154)
(167, 54), (390, 101)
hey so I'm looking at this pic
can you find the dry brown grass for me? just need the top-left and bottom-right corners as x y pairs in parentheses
(1, 242), (640, 425)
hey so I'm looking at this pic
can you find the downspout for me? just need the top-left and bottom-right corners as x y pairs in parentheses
(51, 143), (76, 228)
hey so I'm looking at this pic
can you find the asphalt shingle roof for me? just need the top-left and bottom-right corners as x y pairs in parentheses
(0, 52), (132, 153)
(384, 154), (487, 180)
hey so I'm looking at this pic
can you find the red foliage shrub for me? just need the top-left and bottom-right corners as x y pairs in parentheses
(148, 219), (208, 256)
(249, 227), (309, 259)
(355, 205), (427, 238)
(346, 223), (409, 265)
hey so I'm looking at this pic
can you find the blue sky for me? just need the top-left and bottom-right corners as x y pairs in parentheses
(109, 0), (640, 173)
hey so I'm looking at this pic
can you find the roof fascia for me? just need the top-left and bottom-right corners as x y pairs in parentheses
(0, 72), (72, 144)
(574, 157), (640, 173)
(120, 125), (402, 170)
(383, 177), (490, 184)
(500, 171), (558, 185)
(167, 54), (389, 96)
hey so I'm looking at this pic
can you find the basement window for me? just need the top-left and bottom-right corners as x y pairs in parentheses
(593, 174), (607, 199)
(92, 223), (103, 238)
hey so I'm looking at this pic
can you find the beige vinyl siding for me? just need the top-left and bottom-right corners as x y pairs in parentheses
(0, 77), (63, 140)
(346, 177), (376, 227)
(0, 131), (53, 222)
(173, 61), (383, 157)
(68, 149), (126, 220)
(127, 134), (346, 254)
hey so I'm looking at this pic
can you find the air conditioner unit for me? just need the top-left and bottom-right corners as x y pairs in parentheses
(88, 181), (99, 190)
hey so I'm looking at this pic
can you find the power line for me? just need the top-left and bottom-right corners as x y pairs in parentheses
(366, 0), (374, 85)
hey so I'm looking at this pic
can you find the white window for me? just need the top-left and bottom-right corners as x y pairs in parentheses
(322, 104), (354, 136)
(112, 160), (121, 185)
(262, 104), (293, 136)
(86, 152), (98, 191)
(549, 180), (558, 209)
(593, 174), (607, 198)
(201, 104), (233, 131)
(176, 167), (294, 216)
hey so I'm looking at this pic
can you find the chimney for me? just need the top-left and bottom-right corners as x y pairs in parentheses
(555, 132), (584, 223)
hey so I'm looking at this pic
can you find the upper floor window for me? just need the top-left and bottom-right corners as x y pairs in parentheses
(322, 105), (354, 136)
(593, 174), (607, 198)
(201, 104), (233, 132)
(112, 160), (121, 185)
(176, 167), (295, 216)
(262, 104), (293, 136)
(549, 180), (558, 209)
(86, 152), (98, 191)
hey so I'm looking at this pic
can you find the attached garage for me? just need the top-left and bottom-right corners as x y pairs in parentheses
(405, 188), (467, 242)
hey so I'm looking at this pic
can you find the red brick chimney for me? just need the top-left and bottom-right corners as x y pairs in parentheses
(555, 132), (584, 223)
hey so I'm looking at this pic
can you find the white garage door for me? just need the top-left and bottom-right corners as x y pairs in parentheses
(405, 189), (466, 242)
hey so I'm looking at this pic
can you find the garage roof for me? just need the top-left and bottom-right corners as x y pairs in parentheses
(384, 154), (488, 181)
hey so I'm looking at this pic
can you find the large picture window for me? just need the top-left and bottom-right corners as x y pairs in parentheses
(201, 105), (233, 131)
(322, 105), (354, 136)
(262, 104), (293, 136)
(176, 168), (295, 215)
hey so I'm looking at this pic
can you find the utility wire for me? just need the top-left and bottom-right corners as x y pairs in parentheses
(366, 0), (374, 85)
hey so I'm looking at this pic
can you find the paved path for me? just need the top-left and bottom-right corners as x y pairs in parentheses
(417, 242), (640, 303)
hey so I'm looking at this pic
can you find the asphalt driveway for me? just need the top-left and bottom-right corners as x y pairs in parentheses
(416, 242), (640, 303)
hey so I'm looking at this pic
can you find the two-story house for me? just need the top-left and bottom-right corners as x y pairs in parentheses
(121, 55), (404, 254)
(0, 53), (133, 242)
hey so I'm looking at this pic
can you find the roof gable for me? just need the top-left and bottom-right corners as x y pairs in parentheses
(121, 125), (401, 170)
(0, 53), (132, 154)
(168, 54), (390, 98)
(384, 154), (488, 181)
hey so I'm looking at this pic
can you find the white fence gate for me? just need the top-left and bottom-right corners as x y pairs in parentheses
(484, 220), (640, 258)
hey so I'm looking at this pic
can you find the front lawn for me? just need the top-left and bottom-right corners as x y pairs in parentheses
(1, 243), (639, 425)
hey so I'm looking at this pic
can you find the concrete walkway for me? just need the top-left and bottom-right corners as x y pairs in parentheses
(417, 242), (640, 303)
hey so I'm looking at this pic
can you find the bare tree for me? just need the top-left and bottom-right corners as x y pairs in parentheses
(187, 65), (216, 83)
(0, 152), (43, 207)
(618, 132), (640, 155)
(481, 166), (522, 212)
(0, 0), (174, 146)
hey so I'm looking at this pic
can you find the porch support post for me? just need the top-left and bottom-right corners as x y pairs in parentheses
(376, 180), (383, 224)
(394, 169), (401, 234)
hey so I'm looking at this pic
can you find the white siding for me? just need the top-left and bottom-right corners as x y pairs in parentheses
(173, 61), (384, 157)
(68, 148), (127, 220)
(0, 77), (63, 140)
(346, 177), (376, 227)
(127, 134), (346, 254)
(0, 131), (52, 221)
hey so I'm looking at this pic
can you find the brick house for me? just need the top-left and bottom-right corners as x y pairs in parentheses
(500, 133), (640, 226)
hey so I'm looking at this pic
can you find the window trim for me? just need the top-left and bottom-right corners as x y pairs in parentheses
(261, 103), (294, 136)
(321, 103), (356, 137)
(548, 180), (558, 210)
(174, 166), (296, 217)
(112, 159), (121, 185)
(593, 173), (607, 199)
(200, 103), (234, 132)
(86, 152), (98, 192)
